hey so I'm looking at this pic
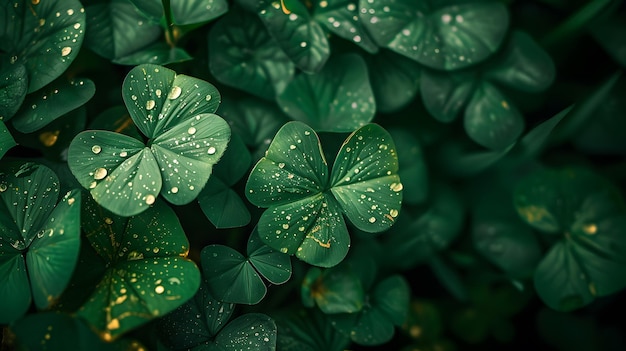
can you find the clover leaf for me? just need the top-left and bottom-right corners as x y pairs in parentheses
(360, 0), (509, 71)
(301, 265), (365, 314)
(365, 50), (421, 113)
(84, 0), (161, 65)
(381, 184), (464, 270)
(312, 0), (378, 53)
(219, 96), (289, 162)
(0, 162), (81, 324)
(258, 0), (330, 73)
(159, 278), (277, 351)
(277, 54), (376, 133)
(0, 0), (86, 93)
(246, 121), (402, 267)
(209, 9), (295, 100)
(78, 195), (200, 340)
(421, 31), (555, 149)
(130, 0), (228, 26)
(0, 59), (27, 121)
(0, 122), (15, 160)
(12, 77), (95, 133)
(514, 168), (626, 311)
(68, 64), (230, 217)
(274, 308), (350, 351)
(201, 227), (292, 304)
(329, 275), (410, 346)
(198, 135), (252, 229)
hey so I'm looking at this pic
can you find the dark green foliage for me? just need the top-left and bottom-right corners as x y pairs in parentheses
(2, 0), (626, 350)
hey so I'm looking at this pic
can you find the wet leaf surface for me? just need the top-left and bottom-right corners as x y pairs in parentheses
(0, 0), (86, 92)
(247, 121), (401, 267)
(78, 197), (200, 340)
(0, 162), (81, 323)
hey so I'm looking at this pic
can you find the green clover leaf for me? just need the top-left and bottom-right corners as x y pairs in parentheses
(159, 276), (277, 351)
(514, 168), (626, 311)
(0, 0), (86, 92)
(246, 121), (402, 267)
(68, 64), (230, 216)
(0, 162), (81, 324)
(360, 0), (509, 71)
(78, 196), (200, 340)
(200, 227), (292, 305)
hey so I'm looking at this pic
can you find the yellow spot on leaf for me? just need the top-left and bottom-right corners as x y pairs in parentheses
(39, 130), (60, 147)
(583, 223), (597, 235)
(280, 0), (291, 14)
(589, 282), (597, 296)
(107, 318), (120, 330)
(517, 206), (552, 224)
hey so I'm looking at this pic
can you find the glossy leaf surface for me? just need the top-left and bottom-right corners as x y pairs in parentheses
(259, 0), (329, 73)
(78, 198), (200, 340)
(0, 60), (27, 121)
(301, 265), (365, 314)
(198, 135), (252, 228)
(209, 10), (294, 100)
(278, 54), (375, 132)
(313, 0), (378, 53)
(85, 0), (161, 63)
(366, 50), (421, 113)
(246, 122), (402, 267)
(201, 228), (291, 304)
(0, 0), (85, 92)
(69, 64), (230, 216)
(159, 283), (235, 349)
(330, 275), (410, 346)
(13, 78), (95, 133)
(0, 163), (81, 323)
(515, 168), (626, 311)
(360, 0), (509, 70)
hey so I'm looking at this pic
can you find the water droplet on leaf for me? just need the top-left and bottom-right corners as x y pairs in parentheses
(94, 168), (107, 180)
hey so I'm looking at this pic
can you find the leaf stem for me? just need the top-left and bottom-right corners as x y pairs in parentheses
(162, 0), (176, 47)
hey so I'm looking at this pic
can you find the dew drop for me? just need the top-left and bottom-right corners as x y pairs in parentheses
(188, 127), (197, 135)
(207, 146), (216, 155)
(155, 286), (165, 294)
(390, 182), (403, 192)
(304, 130), (311, 135)
(119, 151), (128, 157)
(0, 184), (7, 192)
(94, 168), (107, 180)
(91, 145), (102, 154)
(280, 247), (289, 253)
(278, 162), (285, 169)
(390, 209), (399, 218)
(145, 194), (156, 205)
(282, 223), (289, 229)
(89, 181), (97, 189)
(168, 86), (182, 99)
(206, 94), (212, 101)
(131, 95), (137, 101)
(369, 217), (376, 223)
(146, 100), (155, 110)
(155, 89), (162, 98)
(289, 144), (296, 150)
(104, 217), (113, 225)
(61, 47), (72, 56)
(171, 186), (179, 194)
